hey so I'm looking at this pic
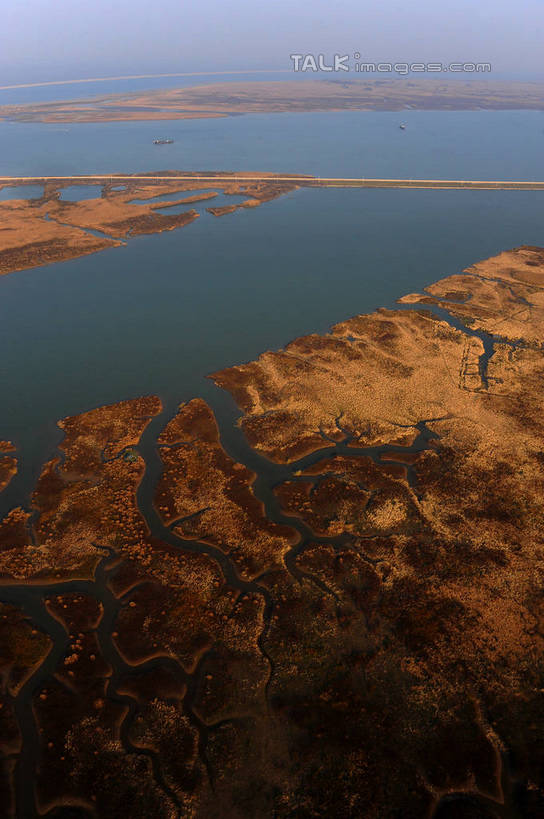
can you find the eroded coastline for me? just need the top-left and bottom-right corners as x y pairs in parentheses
(1, 246), (544, 816)
(0, 173), (301, 277)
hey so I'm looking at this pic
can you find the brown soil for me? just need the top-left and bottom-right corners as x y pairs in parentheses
(155, 398), (298, 580)
(0, 173), (300, 276)
(2, 79), (544, 123)
(275, 454), (421, 537)
(0, 452), (16, 494)
(0, 601), (51, 787)
(400, 245), (544, 344)
(0, 396), (162, 582)
(211, 308), (482, 460)
(2, 246), (544, 815)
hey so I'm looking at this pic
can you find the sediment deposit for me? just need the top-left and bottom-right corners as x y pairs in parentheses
(2, 79), (544, 123)
(0, 173), (300, 276)
(1, 246), (544, 816)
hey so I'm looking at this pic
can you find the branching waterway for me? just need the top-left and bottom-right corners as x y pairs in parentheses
(0, 292), (526, 817)
(1, 107), (543, 816)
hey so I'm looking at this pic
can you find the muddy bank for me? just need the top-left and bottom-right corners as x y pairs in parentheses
(1, 246), (544, 816)
(0, 173), (301, 277)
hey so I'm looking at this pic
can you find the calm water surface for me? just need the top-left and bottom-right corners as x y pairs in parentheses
(1, 109), (543, 510)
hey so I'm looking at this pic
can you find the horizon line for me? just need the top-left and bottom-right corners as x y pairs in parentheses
(0, 69), (292, 93)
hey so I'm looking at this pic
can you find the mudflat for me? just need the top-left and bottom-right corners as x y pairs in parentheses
(0, 173), (301, 276)
(1, 78), (544, 123)
(2, 246), (544, 815)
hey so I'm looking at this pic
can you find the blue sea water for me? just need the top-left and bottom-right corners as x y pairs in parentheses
(0, 71), (296, 105)
(0, 107), (543, 509)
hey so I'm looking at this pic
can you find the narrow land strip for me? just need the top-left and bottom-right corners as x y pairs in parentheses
(2, 175), (544, 189)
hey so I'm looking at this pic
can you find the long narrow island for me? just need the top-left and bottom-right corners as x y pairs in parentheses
(1, 78), (544, 122)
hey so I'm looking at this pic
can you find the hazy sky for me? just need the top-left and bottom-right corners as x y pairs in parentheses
(2, 0), (543, 84)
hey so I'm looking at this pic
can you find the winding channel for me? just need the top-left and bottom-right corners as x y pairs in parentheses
(0, 296), (524, 817)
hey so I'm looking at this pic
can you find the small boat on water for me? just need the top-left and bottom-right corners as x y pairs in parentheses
(153, 138), (174, 145)
(399, 123), (406, 130)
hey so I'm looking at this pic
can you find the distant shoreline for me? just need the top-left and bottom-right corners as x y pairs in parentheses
(1, 78), (543, 123)
(0, 69), (291, 92)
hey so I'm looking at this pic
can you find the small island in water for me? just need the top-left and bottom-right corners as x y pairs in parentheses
(1, 240), (544, 816)
(0, 172), (302, 276)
